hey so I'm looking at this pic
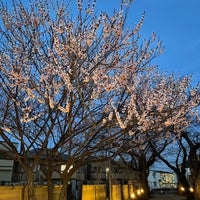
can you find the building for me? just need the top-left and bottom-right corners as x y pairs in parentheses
(0, 141), (18, 185)
(148, 170), (178, 191)
(29, 159), (139, 200)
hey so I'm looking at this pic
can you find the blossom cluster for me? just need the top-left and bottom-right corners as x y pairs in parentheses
(0, 0), (199, 144)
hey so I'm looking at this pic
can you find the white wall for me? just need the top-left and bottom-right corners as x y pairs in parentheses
(148, 170), (178, 190)
(0, 159), (14, 182)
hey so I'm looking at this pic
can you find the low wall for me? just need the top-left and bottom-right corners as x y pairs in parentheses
(0, 184), (142, 200)
(0, 185), (61, 200)
(82, 184), (138, 200)
(196, 183), (200, 200)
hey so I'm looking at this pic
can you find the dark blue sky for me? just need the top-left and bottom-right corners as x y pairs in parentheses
(97, 0), (200, 85)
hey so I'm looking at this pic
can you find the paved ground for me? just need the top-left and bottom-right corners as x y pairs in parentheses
(150, 193), (186, 200)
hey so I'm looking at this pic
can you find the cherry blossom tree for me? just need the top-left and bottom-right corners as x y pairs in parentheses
(143, 109), (200, 200)
(113, 71), (199, 136)
(117, 135), (171, 200)
(0, 0), (164, 199)
(113, 71), (200, 200)
(182, 129), (200, 200)
(157, 138), (194, 199)
(156, 128), (200, 200)
(0, 0), (199, 200)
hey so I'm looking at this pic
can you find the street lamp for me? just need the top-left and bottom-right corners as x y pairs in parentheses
(105, 167), (109, 200)
(106, 168), (109, 180)
(105, 160), (112, 200)
(108, 159), (113, 200)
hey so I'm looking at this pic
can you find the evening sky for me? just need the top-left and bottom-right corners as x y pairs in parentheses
(97, 0), (200, 84)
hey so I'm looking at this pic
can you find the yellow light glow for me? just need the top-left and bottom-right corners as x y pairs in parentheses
(180, 186), (185, 191)
(137, 189), (141, 195)
(140, 188), (144, 193)
(189, 187), (194, 192)
(130, 193), (136, 199)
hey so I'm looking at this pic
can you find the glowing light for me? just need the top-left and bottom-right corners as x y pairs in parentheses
(137, 189), (141, 195)
(130, 193), (136, 199)
(140, 188), (144, 193)
(180, 186), (185, 191)
(189, 187), (194, 192)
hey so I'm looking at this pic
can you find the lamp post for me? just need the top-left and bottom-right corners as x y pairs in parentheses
(106, 168), (109, 180)
(105, 159), (112, 200)
(108, 159), (112, 200)
(106, 167), (109, 199)
(109, 164), (112, 200)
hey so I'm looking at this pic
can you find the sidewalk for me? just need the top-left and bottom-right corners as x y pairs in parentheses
(150, 193), (186, 200)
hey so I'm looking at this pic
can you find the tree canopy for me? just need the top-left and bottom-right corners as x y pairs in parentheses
(0, 0), (199, 200)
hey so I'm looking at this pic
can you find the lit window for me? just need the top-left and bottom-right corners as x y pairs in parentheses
(61, 165), (66, 172)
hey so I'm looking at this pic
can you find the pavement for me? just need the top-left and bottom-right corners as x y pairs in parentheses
(150, 193), (186, 200)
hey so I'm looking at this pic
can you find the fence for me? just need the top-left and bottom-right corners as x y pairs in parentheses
(0, 184), (138, 200)
(0, 185), (62, 200)
(1, 183), (199, 200)
(82, 184), (137, 200)
(196, 183), (200, 200)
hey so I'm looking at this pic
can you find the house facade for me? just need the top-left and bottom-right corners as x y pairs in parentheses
(0, 147), (178, 195)
(148, 170), (178, 191)
(0, 141), (18, 185)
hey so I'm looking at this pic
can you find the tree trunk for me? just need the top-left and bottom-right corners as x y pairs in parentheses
(59, 180), (68, 200)
(140, 173), (150, 200)
(180, 179), (194, 200)
(46, 175), (54, 200)
(138, 155), (150, 200)
(185, 188), (194, 200)
(194, 172), (200, 200)
(26, 170), (36, 200)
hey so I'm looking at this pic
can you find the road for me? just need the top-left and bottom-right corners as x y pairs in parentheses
(150, 193), (186, 200)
